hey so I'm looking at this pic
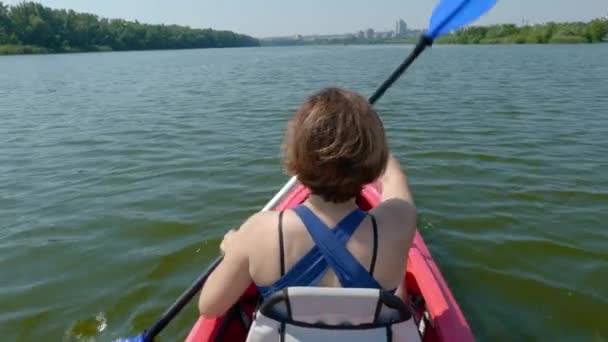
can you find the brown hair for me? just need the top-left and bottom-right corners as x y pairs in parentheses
(283, 88), (388, 203)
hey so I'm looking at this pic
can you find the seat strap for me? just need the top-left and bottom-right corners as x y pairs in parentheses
(278, 211), (285, 276)
(369, 215), (378, 276)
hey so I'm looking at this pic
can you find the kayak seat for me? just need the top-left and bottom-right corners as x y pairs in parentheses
(245, 287), (421, 342)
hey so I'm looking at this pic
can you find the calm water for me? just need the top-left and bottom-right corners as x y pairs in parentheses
(1, 44), (607, 341)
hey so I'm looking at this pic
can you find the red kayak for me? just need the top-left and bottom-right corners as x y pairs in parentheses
(186, 183), (474, 342)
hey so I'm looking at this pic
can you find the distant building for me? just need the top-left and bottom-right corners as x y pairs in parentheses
(365, 28), (375, 39)
(395, 19), (408, 37)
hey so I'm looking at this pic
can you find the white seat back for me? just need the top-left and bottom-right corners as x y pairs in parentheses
(246, 287), (421, 342)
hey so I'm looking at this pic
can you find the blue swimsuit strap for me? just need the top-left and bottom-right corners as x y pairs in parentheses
(257, 206), (373, 297)
(293, 205), (381, 289)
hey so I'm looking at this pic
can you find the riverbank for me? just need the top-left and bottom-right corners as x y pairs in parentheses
(435, 20), (608, 44)
(0, 44), (258, 56)
(4, 39), (606, 56)
(260, 37), (607, 47)
(0, 2), (259, 56)
(0, 44), (114, 55)
(260, 39), (607, 47)
(261, 20), (608, 47)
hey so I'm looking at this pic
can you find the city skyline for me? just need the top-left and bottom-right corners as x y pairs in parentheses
(287, 18), (413, 41)
(8, 0), (608, 38)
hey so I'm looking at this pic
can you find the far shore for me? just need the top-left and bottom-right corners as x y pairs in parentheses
(0, 44), (260, 56)
(2, 40), (607, 56)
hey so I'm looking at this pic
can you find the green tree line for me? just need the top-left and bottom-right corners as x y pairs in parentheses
(0, 1), (259, 54)
(436, 20), (608, 44)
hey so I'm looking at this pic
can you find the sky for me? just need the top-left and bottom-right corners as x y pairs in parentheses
(7, 0), (608, 38)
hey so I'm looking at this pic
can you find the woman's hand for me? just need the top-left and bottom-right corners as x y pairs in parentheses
(219, 229), (237, 255)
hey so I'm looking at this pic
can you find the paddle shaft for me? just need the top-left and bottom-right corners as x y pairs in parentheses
(142, 177), (299, 341)
(369, 35), (433, 105)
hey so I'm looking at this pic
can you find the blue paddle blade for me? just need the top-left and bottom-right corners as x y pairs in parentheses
(427, 0), (498, 39)
(118, 335), (144, 342)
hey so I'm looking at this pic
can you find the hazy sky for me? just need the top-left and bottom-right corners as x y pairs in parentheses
(9, 0), (608, 37)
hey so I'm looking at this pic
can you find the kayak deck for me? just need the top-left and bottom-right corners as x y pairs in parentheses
(186, 183), (474, 342)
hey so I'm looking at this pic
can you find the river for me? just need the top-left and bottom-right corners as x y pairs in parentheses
(1, 44), (607, 341)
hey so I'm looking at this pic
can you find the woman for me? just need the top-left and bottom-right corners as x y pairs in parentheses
(199, 87), (416, 317)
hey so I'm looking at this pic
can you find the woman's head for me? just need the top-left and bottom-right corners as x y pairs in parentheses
(284, 88), (388, 203)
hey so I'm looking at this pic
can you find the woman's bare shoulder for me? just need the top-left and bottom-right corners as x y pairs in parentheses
(229, 211), (279, 259)
(369, 199), (416, 238)
(238, 210), (280, 235)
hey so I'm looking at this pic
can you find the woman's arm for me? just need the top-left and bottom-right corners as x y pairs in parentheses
(371, 153), (417, 241)
(198, 214), (260, 317)
(380, 154), (414, 205)
(373, 154), (417, 292)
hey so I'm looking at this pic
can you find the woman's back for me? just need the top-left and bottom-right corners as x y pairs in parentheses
(248, 194), (415, 294)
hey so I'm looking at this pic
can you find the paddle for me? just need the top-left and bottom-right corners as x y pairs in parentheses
(369, 0), (497, 103)
(120, 0), (496, 340)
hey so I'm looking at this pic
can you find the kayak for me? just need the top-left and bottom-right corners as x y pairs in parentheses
(185, 182), (475, 342)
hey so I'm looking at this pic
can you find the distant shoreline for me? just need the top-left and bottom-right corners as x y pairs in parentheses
(0, 44), (259, 56)
(259, 40), (607, 48)
(3, 40), (608, 56)
(262, 20), (608, 47)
